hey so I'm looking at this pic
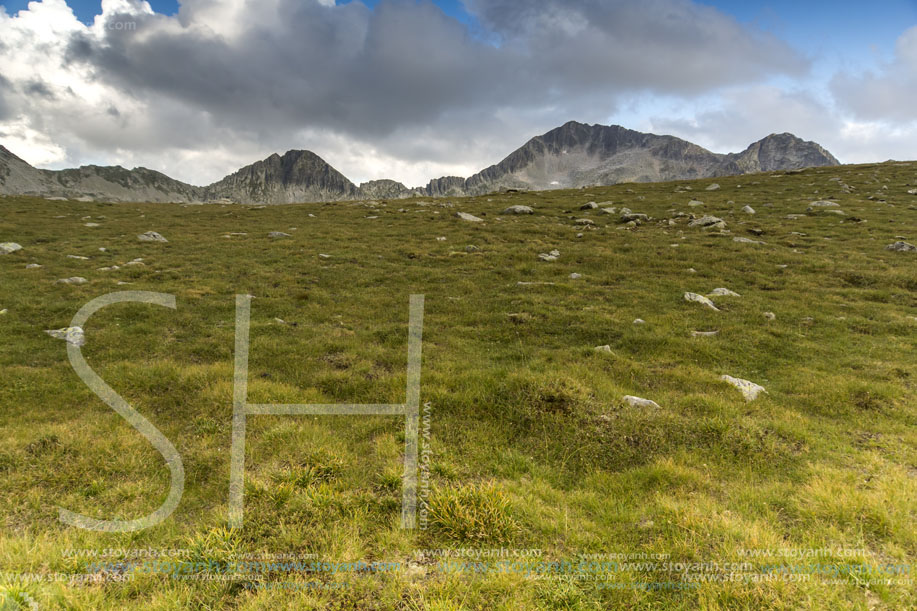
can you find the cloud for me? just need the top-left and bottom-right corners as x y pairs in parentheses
(650, 85), (917, 165)
(0, 0), (811, 185)
(830, 25), (917, 122)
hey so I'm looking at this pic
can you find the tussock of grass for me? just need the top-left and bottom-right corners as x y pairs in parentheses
(425, 482), (521, 544)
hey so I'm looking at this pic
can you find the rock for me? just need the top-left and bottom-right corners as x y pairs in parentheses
(0, 242), (23, 255)
(25, 263), (41, 269)
(708, 288), (740, 297)
(623, 395), (660, 409)
(318, 253), (332, 259)
(633, 319), (646, 325)
(465, 245), (480, 253)
(569, 273), (582, 279)
(907, 188), (917, 195)
(580, 202), (598, 210)
(692, 330), (719, 337)
(822, 210), (846, 216)
(67, 255), (89, 260)
(124, 258), (145, 266)
(502, 205), (533, 214)
(705, 183), (721, 191)
(688, 215), (726, 230)
(688, 200), (705, 207)
(684, 292), (719, 311)
(0, 309), (7, 315)
(574, 218), (595, 226)
(721, 375), (766, 401)
(807, 200), (839, 210)
(538, 252), (558, 262)
(594, 345), (613, 353)
(436, 237), (446, 241)
(84, 222), (101, 228)
(741, 205), (756, 214)
(600, 207), (617, 214)
(268, 231), (291, 238)
(455, 212), (484, 222)
(620, 213), (649, 223)
(733, 237), (766, 245)
(885, 241), (916, 252)
(138, 231), (168, 243)
(762, 311), (776, 320)
(45, 326), (85, 347)
(97, 266), (120, 272)
(56, 277), (88, 285)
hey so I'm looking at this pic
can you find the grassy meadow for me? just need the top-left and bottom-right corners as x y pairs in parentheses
(0, 162), (915, 609)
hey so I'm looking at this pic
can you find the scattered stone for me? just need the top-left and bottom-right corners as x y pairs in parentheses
(633, 319), (646, 325)
(464, 245), (479, 253)
(56, 277), (88, 285)
(574, 218), (595, 226)
(907, 188), (917, 195)
(741, 205), (756, 214)
(620, 213), (649, 223)
(268, 231), (291, 238)
(138, 231), (168, 243)
(721, 375), (766, 401)
(0, 309), (7, 315)
(763, 311), (776, 321)
(84, 222), (101, 228)
(517, 281), (556, 286)
(25, 264), (41, 269)
(684, 292), (719, 311)
(705, 183), (721, 191)
(67, 255), (89, 260)
(502, 205), (533, 214)
(822, 209), (846, 216)
(807, 200), (839, 210)
(594, 345), (613, 353)
(580, 202), (598, 210)
(623, 395), (660, 409)
(733, 237), (766, 245)
(455, 212), (484, 222)
(569, 273), (582, 279)
(599, 207), (617, 215)
(124, 258), (144, 266)
(688, 200), (705, 207)
(436, 237), (447, 241)
(318, 254), (332, 259)
(45, 326), (85, 347)
(688, 215), (726, 230)
(885, 241), (916, 252)
(691, 330), (719, 337)
(708, 288), (740, 297)
(0, 242), (23, 255)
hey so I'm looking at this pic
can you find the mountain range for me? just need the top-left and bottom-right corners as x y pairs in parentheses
(0, 121), (840, 204)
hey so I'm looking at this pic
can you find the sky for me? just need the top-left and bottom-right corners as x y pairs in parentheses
(0, 0), (916, 187)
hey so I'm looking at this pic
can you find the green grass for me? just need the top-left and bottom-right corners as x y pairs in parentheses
(0, 162), (915, 609)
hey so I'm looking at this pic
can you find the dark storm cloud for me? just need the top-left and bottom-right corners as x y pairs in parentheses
(62, 0), (807, 141)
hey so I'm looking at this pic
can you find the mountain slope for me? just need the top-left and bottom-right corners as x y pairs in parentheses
(0, 123), (841, 204)
(420, 122), (840, 196)
(205, 150), (360, 204)
(0, 145), (202, 202)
